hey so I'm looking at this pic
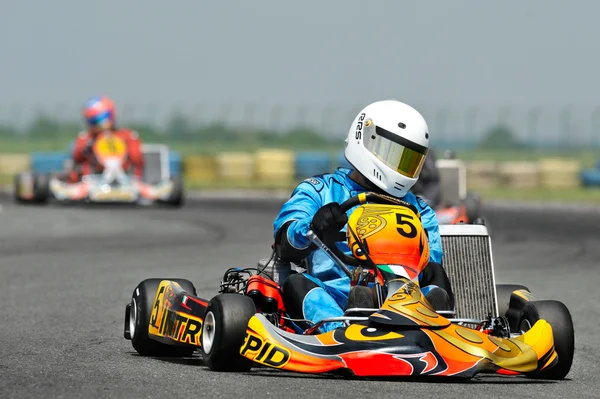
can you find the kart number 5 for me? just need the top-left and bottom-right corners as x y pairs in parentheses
(396, 213), (417, 239)
(150, 286), (166, 328)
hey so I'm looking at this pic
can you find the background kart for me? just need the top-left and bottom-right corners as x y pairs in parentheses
(13, 132), (183, 207)
(434, 157), (484, 225)
(124, 194), (574, 380)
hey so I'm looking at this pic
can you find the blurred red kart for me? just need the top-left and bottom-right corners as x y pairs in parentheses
(434, 158), (484, 225)
(14, 131), (183, 207)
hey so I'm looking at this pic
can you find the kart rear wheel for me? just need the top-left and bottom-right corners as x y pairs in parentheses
(520, 300), (574, 380)
(129, 278), (197, 357)
(201, 294), (256, 372)
(464, 192), (481, 223)
(13, 174), (25, 204)
(163, 175), (184, 207)
(495, 284), (530, 317)
(14, 173), (50, 204)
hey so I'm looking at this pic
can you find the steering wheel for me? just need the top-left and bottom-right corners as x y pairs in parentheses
(319, 192), (421, 268)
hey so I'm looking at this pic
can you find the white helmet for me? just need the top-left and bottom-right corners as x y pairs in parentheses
(344, 100), (430, 197)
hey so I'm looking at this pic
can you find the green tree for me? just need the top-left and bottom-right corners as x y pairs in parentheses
(478, 125), (527, 150)
(166, 114), (192, 138)
(0, 124), (18, 137)
(128, 123), (160, 140)
(27, 114), (61, 138)
(284, 127), (329, 147)
(194, 123), (240, 142)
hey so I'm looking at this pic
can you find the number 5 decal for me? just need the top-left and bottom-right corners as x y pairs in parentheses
(396, 213), (417, 238)
(150, 285), (165, 328)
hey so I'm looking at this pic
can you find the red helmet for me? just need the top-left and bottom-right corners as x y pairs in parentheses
(82, 96), (116, 130)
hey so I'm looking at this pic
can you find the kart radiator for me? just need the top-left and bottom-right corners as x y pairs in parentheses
(142, 144), (170, 183)
(439, 224), (498, 320)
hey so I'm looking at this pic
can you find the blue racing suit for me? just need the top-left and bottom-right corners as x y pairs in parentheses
(273, 168), (444, 332)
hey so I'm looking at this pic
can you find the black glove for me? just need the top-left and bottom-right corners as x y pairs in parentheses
(82, 139), (95, 158)
(311, 202), (348, 239)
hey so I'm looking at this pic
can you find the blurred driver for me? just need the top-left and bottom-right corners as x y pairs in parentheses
(69, 96), (144, 182)
(410, 148), (442, 208)
(273, 100), (454, 332)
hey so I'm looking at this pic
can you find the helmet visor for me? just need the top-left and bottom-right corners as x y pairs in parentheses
(86, 111), (111, 127)
(364, 126), (428, 178)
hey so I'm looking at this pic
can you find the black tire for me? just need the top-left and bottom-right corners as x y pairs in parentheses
(201, 294), (256, 372)
(519, 300), (575, 380)
(33, 173), (50, 204)
(163, 175), (184, 207)
(495, 284), (530, 317)
(13, 174), (25, 204)
(129, 278), (197, 357)
(464, 192), (482, 223)
(13, 173), (49, 204)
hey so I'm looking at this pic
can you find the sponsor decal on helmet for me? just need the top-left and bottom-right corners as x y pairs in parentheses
(355, 113), (366, 140)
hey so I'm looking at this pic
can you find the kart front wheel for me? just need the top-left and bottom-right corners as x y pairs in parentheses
(520, 300), (575, 380)
(128, 278), (197, 357)
(201, 294), (256, 372)
(163, 175), (184, 207)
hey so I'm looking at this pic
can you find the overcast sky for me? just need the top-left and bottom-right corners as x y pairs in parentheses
(1, 0), (599, 141)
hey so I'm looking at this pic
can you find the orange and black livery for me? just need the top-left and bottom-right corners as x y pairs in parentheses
(124, 192), (574, 380)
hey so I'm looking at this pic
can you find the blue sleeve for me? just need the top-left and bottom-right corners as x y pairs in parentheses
(415, 197), (443, 265)
(273, 178), (324, 250)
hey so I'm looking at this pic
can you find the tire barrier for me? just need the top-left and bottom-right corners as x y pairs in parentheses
(578, 158), (600, 187)
(466, 161), (498, 189)
(294, 152), (332, 179)
(6, 148), (597, 191)
(580, 169), (600, 187)
(168, 152), (182, 176)
(255, 149), (295, 184)
(335, 151), (353, 169)
(538, 158), (581, 189)
(497, 161), (539, 189)
(30, 152), (69, 174)
(0, 153), (30, 175)
(183, 155), (217, 181)
(216, 152), (255, 182)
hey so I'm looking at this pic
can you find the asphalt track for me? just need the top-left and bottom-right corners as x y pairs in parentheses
(0, 195), (599, 398)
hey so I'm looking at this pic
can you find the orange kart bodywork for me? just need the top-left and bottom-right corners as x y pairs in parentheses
(142, 278), (557, 379)
(435, 204), (470, 225)
(126, 194), (564, 380)
(434, 192), (483, 225)
(240, 280), (557, 378)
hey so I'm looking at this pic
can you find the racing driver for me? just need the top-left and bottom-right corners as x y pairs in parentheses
(410, 148), (442, 209)
(273, 100), (454, 332)
(67, 96), (144, 183)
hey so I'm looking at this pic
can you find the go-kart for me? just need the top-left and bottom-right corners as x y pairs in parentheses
(14, 131), (183, 206)
(434, 192), (483, 225)
(124, 192), (574, 379)
(432, 157), (485, 225)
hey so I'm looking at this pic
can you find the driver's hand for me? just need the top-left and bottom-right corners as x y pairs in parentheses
(83, 139), (95, 157)
(311, 202), (348, 239)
